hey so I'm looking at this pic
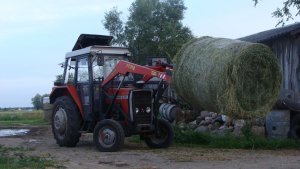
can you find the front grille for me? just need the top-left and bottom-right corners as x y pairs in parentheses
(129, 90), (153, 125)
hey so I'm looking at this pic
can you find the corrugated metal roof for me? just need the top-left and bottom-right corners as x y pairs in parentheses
(239, 22), (300, 43)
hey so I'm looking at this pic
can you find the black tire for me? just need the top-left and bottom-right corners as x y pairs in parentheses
(145, 119), (174, 149)
(291, 114), (300, 139)
(52, 96), (82, 147)
(93, 119), (125, 152)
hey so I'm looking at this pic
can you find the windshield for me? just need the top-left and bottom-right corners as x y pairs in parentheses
(92, 55), (134, 82)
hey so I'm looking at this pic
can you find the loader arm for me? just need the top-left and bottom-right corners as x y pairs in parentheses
(101, 60), (171, 87)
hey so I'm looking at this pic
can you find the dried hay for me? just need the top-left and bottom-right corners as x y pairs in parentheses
(172, 37), (281, 119)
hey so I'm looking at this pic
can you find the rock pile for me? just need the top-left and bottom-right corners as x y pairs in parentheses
(176, 110), (266, 137)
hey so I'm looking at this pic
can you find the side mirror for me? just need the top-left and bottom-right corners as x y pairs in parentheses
(97, 54), (104, 66)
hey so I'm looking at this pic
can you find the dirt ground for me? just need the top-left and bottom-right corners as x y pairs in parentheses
(0, 125), (300, 169)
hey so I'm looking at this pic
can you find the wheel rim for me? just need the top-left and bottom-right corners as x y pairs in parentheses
(54, 107), (67, 136)
(98, 127), (116, 148)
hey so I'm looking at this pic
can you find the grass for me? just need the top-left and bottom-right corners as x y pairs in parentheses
(128, 126), (300, 150)
(173, 127), (300, 149)
(0, 110), (46, 126)
(0, 145), (63, 169)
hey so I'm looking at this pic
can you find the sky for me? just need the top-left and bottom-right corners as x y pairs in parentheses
(0, 0), (298, 107)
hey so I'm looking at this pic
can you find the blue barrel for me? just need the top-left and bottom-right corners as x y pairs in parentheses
(265, 110), (290, 139)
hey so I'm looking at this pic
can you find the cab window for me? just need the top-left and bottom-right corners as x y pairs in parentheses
(92, 56), (104, 81)
(77, 58), (89, 82)
(64, 58), (76, 84)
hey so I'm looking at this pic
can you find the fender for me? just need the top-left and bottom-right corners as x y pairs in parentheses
(50, 85), (84, 116)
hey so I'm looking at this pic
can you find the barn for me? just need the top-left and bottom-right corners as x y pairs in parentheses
(240, 23), (300, 111)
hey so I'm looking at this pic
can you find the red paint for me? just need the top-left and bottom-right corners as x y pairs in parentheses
(50, 85), (84, 117)
(106, 88), (132, 115)
(101, 60), (171, 87)
(66, 85), (84, 116)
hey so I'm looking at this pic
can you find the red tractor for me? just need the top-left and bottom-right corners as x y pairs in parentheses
(49, 34), (175, 152)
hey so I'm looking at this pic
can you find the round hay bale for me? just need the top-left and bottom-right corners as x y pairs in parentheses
(172, 37), (281, 119)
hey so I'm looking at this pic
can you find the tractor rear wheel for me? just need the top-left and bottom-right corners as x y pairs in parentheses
(145, 119), (174, 149)
(52, 96), (82, 147)
(93, 119), (125, 152)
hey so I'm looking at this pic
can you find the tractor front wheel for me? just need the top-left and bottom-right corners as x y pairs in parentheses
(145, 119), (174, 149)
(52, 96), (82, 147)
(93, 119), (125, 152)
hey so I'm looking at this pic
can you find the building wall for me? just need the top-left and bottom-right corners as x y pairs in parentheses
(264, 35), (300, 107)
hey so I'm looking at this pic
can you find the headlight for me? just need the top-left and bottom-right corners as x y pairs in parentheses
(135, 107), (139, 114)
(146, 107), (151, 113)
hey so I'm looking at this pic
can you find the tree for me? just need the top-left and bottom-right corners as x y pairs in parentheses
(103, 7), (126, 46)
(31, 93), (43, 110)
(253, 0), (300, 26)
(55, 74), (63, 83)
(103, 0), (194, 63)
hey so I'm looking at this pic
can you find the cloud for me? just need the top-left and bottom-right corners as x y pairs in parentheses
(0, 0), (133, 40)
(0, 0), (133, 23)
(0, 76), (54, 107)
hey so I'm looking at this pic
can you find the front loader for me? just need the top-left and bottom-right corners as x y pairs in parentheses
(49, 34), (175, 152)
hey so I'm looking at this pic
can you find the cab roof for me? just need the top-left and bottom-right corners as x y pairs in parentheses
(66, 45), (131, 58)
(72, 34), (113, 51)
(67, 34), (130, 58)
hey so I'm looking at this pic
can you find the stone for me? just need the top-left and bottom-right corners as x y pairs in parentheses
(234, 119), (246, 128)
(211, 112), (218, 118)
(199, 120), (210, 126)
(43, 104), (53, 123)
(188, 120), (198, 129)
(215, 125), (232, 136)
(212, 122), (221, 130)
(233, 128), (243, 137)
(195, 126), (208, 133)
(196, 116), (204, 124)
(219, 125), (226, 130)
(228, 126), (234, 131)
(221, 115), (229, 122)
(207, 124), (213, 131)
(177, 122), (187, 130)
(212, 115), (224, 123)
(200, 110), (210, 118)
(251, 126), (265, 137)
(208, 112), (217, 118)
(251, 118), (265, 126)
(232, 120), (246, 137)
(205, 116), (213, 121)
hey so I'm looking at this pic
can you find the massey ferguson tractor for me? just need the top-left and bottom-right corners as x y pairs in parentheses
(49, 34), (175, 152)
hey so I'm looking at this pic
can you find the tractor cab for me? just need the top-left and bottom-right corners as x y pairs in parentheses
(62, 46), (133, 121)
